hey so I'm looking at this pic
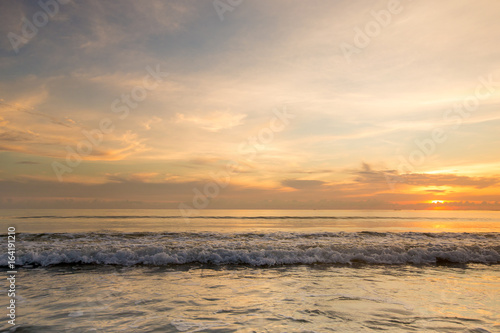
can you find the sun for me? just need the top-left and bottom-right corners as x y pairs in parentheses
(431, 200), (444, 204)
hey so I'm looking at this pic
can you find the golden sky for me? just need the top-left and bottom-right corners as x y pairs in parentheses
(0, 0), (499, 209)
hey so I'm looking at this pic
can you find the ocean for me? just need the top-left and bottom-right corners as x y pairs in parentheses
(1, 209), (499, 332)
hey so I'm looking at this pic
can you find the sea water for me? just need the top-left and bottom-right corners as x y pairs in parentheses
(1, 209), (499, 332)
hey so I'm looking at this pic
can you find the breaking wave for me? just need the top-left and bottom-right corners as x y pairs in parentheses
(2, 231), (499, 267)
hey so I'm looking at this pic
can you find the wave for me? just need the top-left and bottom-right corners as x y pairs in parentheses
(2, 232), (499, 267)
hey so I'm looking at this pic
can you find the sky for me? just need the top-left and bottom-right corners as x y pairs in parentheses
(0, 0), (499, 210)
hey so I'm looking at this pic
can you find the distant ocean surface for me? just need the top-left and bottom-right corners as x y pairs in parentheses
(1, 210), (499, 332)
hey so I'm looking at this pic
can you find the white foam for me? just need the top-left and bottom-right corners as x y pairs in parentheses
(2, 232), (499, 267)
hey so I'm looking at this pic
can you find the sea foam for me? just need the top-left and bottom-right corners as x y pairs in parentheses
(2, 231), (499, 267)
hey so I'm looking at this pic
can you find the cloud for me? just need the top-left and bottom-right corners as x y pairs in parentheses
(282, 179), (326, 189)
(352, 163), (500, 189)
(0, 172), (498, 210)
(0, 129), (39, 142)
(142, 116), (162, 130)
(175, 111), (247, 132)
(287, 168), (332, 175)
(402, 173), (500, 189)
(0, 116), (8, 127)
(1, 1), (500, 209)
(105, 172), (182, 183)
(16, 161), (40, 165)
(352, 163), (392, 184)
(76, 1), (195, 51)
